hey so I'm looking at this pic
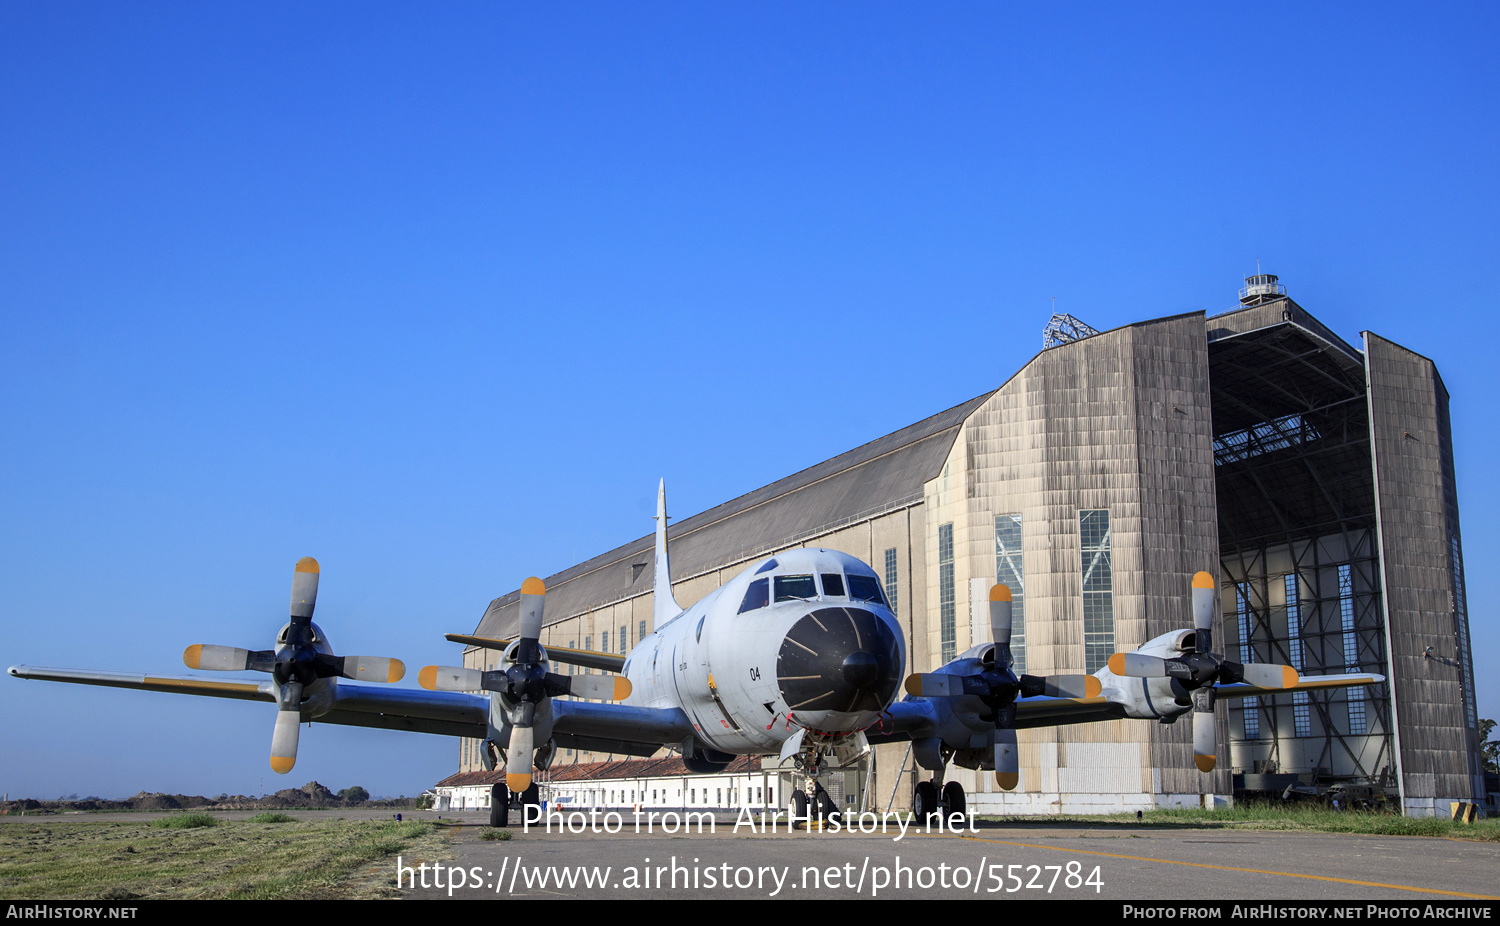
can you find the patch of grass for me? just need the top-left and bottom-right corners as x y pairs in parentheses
(479, 828), (512, 841)
(246, 812), (295, 824)
(0, 819), (440, 899)
(150, 813), (219, 830)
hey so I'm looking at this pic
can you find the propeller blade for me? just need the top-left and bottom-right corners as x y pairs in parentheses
(903, 673), (961, 698)
(1107, 652), (1168, 678)
(184, 645), (252, 672)
(1039, 675), (1102, 699)
(417, 665), (484, 691)
(994, 726), (1019, 790)
(1193, 707), (1216, 772)
(291, 557), (320, 620)
(566, 674), (632, 701)
(270, 680), (303, 774)
(518, 577), (545, 641)
(989, 583), (1012, 648)
(507, 724), (534, 792)
(342, 656), (405, 683)
(1238, 662), (1298, 690)
(1191, 571), (1214, 653)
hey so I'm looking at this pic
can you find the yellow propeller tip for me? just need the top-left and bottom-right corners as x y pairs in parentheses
(1107, 653), (1127, 675)
(417, 666), (439, 691)
(521, 577), (545, 596)
(387, 659), (406, 683)
(995, 772), (1019, 791)
(612, 676), (633, 700)
(1194, 755), (1216, 773)
(506, 773), (533, 792)
(270, 756), (296, 774)
(183, 645), (203, 669)
(1085, 676), (1102, 698)
(989, 583), (1012, 602)
(295, 557), (320, 574)
(1192, 571), (1214, 589)
(903, 675), (923, 697)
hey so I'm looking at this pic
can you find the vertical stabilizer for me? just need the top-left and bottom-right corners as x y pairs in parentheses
(654, 479), (682, 625)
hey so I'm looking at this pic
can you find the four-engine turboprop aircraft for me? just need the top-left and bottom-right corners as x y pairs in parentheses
(9, 482), (1384, 824)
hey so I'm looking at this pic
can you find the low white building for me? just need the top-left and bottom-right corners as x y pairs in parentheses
(433, 756), (868, 815)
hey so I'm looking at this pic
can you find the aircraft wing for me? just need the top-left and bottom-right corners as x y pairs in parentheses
(443, 634), (626, 673)
(8, 665), (488, 738)
(548, 698), (695, 758)
(868, 671), (1385, 744)
(868, 693), (1117, 744)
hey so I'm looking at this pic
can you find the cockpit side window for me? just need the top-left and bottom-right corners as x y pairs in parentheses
(738, 578), (769, 614)
(754, 559), (779, 575)
(820, 573), (846, 597)
(847, 575), (886, 606)
(774, 575), (817, 602)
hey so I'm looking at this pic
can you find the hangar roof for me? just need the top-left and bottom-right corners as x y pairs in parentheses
(473, 390), (994, 639)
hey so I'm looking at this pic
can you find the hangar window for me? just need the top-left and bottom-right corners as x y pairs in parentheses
(1236, 586), (1259, 737)
(883, 548), (899, 616)
(995, 514), (1026, 674)
(1080, 510), (1114, 673)
(738, 578), (769, 613)
(820, 573), (845, 597)
(774, 575), (817, 602)
(848, 575), (886, 606)
(1213, 414), (1321, 466)
(939, 523), (956, 663)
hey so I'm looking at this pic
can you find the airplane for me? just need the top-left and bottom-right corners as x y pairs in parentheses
(9, 481), (1384, 826)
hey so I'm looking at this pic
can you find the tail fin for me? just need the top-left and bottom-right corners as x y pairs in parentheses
(654, 479), (682, 625)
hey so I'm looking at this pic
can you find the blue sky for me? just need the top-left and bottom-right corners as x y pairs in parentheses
(2, 3), (1495, 799)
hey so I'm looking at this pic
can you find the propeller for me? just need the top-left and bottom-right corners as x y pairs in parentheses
(904, 583), (1102, 791)
(1107, 571), (1298, 773)
(182, 557), (407, 774)
(418, 577), (632, 792)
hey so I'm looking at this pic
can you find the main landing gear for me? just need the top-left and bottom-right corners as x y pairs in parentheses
(913, 777), (965, 821)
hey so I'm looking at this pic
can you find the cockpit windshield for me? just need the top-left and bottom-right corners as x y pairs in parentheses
(847, 575), (886, 606)
(774, 575), (817, 602)
(738, 578), (769, 614)
(820, 573), (845, 596)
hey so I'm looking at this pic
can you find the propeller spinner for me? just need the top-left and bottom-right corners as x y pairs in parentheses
(182, 557), (407, 774)
(1108, 571), (1297, 773)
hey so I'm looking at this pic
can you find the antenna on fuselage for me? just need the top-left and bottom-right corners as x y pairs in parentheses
(653, 479), (683, 625)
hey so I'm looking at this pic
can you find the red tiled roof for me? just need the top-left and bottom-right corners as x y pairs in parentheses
(436, 756), (765, 788)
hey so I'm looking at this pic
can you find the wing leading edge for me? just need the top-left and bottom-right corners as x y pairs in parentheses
(8, 665), (488, 738)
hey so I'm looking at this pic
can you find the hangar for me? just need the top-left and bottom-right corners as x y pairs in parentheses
(453, 276), (1483, 817)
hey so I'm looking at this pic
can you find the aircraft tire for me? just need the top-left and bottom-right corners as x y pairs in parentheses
(914, 780), (939, 822)
(815, 783), (841, 827)
(791, 790), (809, 828)
(521, 783), (540, 811)
(489, 783), (510, 828)
(942, 780), (966, 817)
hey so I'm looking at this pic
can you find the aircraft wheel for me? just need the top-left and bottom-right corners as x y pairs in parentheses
(914, 780), (939, 821)
(791, 790), (809, 827)
(520, 783), (540, 822)
(942, 780), (965, 817)
(489, 783), (510, 828)
(814, 783), (840, 826)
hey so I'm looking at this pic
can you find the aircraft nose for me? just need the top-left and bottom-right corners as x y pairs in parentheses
(777, 607), (901, 714)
